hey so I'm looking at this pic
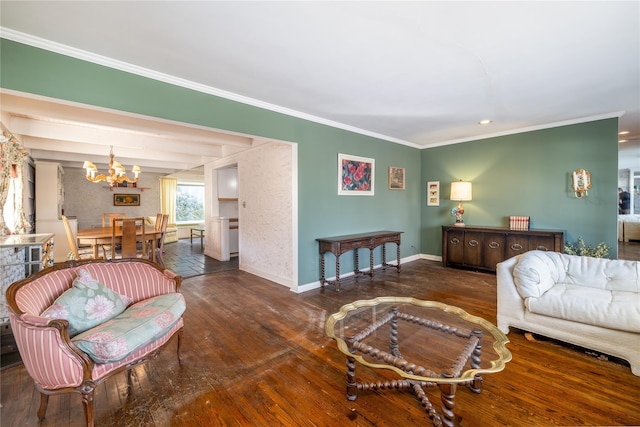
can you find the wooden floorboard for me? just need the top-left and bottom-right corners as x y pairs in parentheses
(2, 259), (640, 426)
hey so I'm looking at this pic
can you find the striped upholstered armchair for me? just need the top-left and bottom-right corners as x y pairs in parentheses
(6, 258), (185, 427)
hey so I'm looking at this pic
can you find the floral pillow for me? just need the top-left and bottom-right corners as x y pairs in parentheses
(41, 268), (130, 337)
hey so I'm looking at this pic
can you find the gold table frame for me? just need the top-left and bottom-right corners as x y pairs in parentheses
(326, 297), (512, 427)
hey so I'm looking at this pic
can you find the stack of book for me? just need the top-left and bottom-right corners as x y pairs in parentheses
(509, 216), (530, 230)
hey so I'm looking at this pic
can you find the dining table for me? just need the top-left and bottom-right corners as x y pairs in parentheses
(76, 227), (164, 264)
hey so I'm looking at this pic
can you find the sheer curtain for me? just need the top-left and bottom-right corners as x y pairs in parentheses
(160, 177), (177, 227)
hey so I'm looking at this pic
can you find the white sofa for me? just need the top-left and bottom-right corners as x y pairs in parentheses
(497, 250), (640, 376)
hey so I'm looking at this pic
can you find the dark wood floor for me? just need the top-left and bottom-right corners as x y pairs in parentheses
(2, 258), (639, 427)
(619, 240), (640, 261)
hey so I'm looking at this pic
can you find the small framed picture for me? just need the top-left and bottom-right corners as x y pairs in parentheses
(388, 167), (405, 190)
(427, 181), (440, 206)
(338, 153), (375, 196)
(114, 194), (140, 206)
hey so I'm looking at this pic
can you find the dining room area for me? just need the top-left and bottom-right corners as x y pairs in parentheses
(65, 212), (169, 265)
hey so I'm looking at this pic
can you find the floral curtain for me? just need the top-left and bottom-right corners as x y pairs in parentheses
(0, 132), (30, 235)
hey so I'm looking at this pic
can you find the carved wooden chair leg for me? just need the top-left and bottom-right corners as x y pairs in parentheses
(127, 368), (134, 388)
(37, 392), (49, 420)
(177, 328), (184, 365)
(82, 390), (95, 427)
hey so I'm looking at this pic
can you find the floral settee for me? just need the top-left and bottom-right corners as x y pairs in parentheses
(6, 258), (185, 427)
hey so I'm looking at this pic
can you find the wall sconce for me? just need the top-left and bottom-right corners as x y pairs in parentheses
(450, 180), (472, 226)
(571, 169), (591, 198)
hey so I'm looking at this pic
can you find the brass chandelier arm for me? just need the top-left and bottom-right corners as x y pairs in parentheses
(84, 173), (138, 185)
(83, 146), (141, 187)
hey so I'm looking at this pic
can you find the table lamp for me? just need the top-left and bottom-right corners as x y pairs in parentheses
(450, 180), (472, 226)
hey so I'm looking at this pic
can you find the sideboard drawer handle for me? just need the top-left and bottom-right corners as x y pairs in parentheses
(511, 243), (523, 251)
(450, 237), (460, 245)
(536, 246), (548, 251)
(488, 241), (500, 249)
(468, 240), (479, 247)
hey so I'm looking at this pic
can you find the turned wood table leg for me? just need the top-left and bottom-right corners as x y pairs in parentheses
(389, 307), (401, 357)
(320, 253), (326, 287)
(346, 355), (358, 401)
(335, 255), (342, 291)
(470, 329), (484, 393)
(439, 371), (457, 427)
(369, 247), (374, 280)
(396, 242), (401, 273)
(382, 243), (387, 270)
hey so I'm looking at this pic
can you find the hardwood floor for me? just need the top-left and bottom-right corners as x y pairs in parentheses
(619, 240), (640, 261)
(2, 260), (639, 427)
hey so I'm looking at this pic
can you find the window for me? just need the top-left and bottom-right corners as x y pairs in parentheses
(176, 183), (204, 222)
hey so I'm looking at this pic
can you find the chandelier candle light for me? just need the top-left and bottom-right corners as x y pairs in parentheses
(450, 180), (472, 226)
(83, 146), (141, 187)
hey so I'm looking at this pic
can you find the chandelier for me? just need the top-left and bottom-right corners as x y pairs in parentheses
(83, 146), (141, 187)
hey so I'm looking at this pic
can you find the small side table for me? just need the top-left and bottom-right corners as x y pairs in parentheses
(190, 227), (205, 249)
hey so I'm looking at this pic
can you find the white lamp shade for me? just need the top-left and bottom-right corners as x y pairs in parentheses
(450, 181), (472, 201)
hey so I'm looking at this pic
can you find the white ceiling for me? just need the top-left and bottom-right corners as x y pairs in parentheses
(1, 1), (639, 172)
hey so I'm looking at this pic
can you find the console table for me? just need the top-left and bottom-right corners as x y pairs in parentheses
(317, 231), (402, 291)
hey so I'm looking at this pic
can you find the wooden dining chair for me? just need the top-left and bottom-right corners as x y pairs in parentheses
(155, 213), (164, 231)
(101, 213), (125, 258)
(152, 214), (169, 266)
(102, 213), (125, 228)
(111, 217), (147, 260)
(62, 215), (96, 260)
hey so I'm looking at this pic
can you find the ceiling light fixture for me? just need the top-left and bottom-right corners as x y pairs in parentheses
(82, 146), (141, 187)
(478, 119), (492, 125)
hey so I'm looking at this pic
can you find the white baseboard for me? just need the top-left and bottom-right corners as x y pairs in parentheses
(294, 254), (424, 294)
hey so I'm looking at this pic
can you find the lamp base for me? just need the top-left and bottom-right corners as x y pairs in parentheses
(454, 222), (466, 227)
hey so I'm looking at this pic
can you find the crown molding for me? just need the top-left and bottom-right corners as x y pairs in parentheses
(1, 28), (418, 148)
(1, 28), (624, 151)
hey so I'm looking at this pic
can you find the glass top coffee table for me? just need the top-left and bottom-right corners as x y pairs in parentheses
(325, 297), (512, 427)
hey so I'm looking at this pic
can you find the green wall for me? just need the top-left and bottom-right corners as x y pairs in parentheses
(0, 39), (422, 285)
(1, 39), (620, 286)
(421, 119), (620, 257)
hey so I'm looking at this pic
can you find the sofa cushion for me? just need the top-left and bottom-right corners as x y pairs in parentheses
(563, 255), (640, 292)
(513, 251), (563, 298)
(72, 293), (185, 363)
(525, 283), (640, 333)
(41, 268), (130, 337)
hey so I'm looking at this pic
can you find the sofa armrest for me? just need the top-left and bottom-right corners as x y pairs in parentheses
(9, 312), (93, 390)
(496, 255), (527, 334)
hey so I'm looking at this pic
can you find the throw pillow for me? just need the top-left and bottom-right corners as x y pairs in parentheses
(41, 268), (129, 337)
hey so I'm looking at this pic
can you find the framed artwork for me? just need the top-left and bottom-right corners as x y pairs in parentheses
(388, 167), (405, 190)
(114, 194), (140, 206)
(427, 181), (440, 206)
(338, 153), (375, 196)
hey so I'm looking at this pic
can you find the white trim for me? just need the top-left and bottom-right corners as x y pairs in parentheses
(2, 28), (621, 152)
(425, 112), (626, 148)
(1, 28), (417, 148)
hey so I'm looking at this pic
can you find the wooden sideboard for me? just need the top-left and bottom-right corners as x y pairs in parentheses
(442, 225), (564, 273)
(317, 231), (402, 291)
